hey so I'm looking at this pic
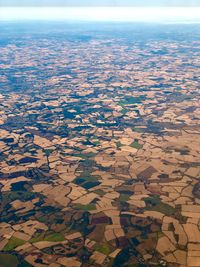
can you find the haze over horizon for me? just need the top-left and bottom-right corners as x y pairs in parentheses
(0, 0), (200, 23)
(0, 6), (200, 23)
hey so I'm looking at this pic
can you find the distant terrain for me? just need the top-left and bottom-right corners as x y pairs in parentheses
(0, 22), (200, 267)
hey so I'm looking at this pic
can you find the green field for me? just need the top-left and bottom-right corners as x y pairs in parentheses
(95, 243), (111, 255)
(130, 140), (143, 149)
(3, 237), (26, 251)
(74, 203), (96, 211)
(30, 232), (65, 243)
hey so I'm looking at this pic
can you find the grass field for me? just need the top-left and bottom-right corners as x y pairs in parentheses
(3, 237), (25, 251)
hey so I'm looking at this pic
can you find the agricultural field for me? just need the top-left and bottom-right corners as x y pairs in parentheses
(0, 23), (200, 266)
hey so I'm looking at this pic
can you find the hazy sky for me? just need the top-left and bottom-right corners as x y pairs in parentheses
(0, 6), (200, 22)
(0, 0), (200, 22)
(1, 0), (200, 6)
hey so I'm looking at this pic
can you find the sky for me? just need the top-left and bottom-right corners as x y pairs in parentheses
(1, 0), (200, 6)
(0, 0), (200, 22)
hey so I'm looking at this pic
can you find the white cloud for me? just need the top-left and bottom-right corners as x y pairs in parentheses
(0, 7), (200, 23)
